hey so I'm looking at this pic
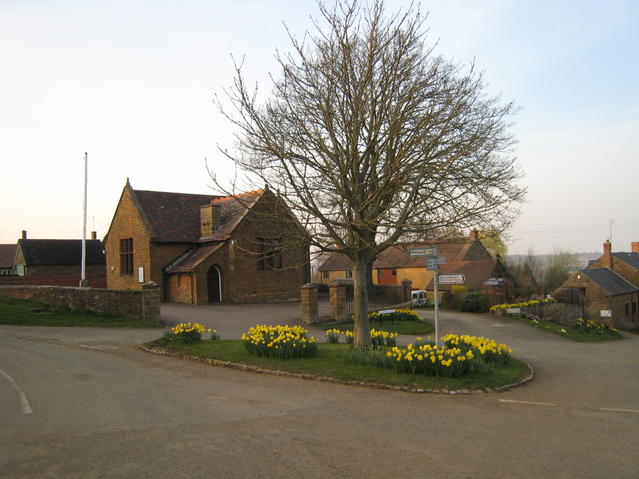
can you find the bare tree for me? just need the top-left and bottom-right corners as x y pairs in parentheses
(542, 249), (581, 294)
(216, 0), (525, 347)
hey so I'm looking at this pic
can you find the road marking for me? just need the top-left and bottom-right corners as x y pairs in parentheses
(0, 367), (33, 414)
(499, 399), (557, 407)
(598, 407), (639, 415)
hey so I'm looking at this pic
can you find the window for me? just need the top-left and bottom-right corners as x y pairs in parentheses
(322, 271), (329, 279)
(257, 238), (282, 271)
(633, 302), (637, 314)
(119, 238), (133, 275)
(625, 302), (630, 316)
(346, 269), (353, 278)
(391, 269), (397, 276)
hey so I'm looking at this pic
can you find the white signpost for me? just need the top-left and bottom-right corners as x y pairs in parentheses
(409, 246), (444, 347)
(438, 274), (465, 284)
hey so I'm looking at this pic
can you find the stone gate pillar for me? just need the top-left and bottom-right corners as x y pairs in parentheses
(142, 281), (161, 323)
(301, 283), (319, 324)
(401, 279), (413, 306)
(329, 280), (348, 322)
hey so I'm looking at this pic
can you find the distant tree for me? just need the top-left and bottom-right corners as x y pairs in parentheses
(505, 248), (543, 297)
(542, 249), (581, 294)
(479, 230), (508, 258)
(215, 0), (525, 347)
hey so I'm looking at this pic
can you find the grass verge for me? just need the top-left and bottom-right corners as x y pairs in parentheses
(509, 314), (622, 342)
(146, 338), (530, 391)
(0, 296), (163, 328)
(315, 319), (434, 335)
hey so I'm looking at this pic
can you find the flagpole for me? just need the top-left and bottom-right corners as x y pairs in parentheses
(80, 152), (88, 287)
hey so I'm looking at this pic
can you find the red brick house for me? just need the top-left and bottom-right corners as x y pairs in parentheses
(103, 180), (309, 304)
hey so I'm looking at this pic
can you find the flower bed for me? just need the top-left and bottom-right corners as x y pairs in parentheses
(242, 324), (318, 359)
(489, 298), (556, 313)
(369, 309), (421, 322)
(324, 328), (397, 346)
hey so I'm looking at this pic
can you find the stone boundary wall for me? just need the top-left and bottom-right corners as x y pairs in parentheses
(0, 282), (160, 323)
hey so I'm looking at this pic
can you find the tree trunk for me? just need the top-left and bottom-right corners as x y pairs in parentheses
(353, 253), (372, 349)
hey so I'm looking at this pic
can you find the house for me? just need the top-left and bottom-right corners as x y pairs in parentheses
(554, 240), (639, 328)
(10, 231), (106, 287)
(318, 231), (513, 300)
(555, 268), (639, 327)
(103, 180), (309, 304)
(0, 244), (17, 275)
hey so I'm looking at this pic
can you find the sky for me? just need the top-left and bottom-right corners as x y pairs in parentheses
(1, 0), (637, 255)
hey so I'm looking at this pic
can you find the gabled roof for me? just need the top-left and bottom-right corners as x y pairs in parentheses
(17, 239), (105, 266)
(318, 237), (484, 271)
(425, 260), (500, 291)
(613, 252), (639, 271)
(581, 268), (638, 296)
(0, 244), (17, 268)
(134, 190), (219, 243)
(131, 187), (266, 244)
(201, 190), (264, 241)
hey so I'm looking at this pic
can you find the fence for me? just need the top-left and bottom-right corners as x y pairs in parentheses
(300, 279), (412, 323)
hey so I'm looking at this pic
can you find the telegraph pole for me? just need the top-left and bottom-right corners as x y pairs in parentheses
(80, 152), (88, 288)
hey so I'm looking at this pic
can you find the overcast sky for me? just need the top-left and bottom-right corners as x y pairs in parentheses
(1, 0), (637, 255)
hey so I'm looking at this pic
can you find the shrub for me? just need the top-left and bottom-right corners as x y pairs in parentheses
(241, 325), (318, 359)
(459, 292), (491, 313)
(369, 309), (421, 323)
(170, 322), (205, 343)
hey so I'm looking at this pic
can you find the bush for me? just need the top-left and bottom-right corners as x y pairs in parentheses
(459, 292), (491, 313)
(241, 325), (318, 359)
(444, 285), (468, 310)
(369, 309), (421, 323)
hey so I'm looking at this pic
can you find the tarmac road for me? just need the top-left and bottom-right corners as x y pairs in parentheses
(1, 305), (638, 478)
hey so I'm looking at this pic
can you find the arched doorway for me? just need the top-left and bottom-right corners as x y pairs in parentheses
(207, 265), (222, 303)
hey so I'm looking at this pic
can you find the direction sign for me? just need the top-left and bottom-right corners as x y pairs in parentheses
(409, 247), (436, 257)
(438, 274), (466, 284)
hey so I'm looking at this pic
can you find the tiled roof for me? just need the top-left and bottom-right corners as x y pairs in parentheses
(613, 252), (639, 271)
(165, 243), (223, 273)
(425, 260), (499, 291)
(582, 268), (638, 296)
(18, 239), (105, 266)
(318, 238), (478, 271)
(134, 190), (219, 243)
(133, 188), (264, 243)
(204, 190), (264, 241)
(0, 244), (17, 267)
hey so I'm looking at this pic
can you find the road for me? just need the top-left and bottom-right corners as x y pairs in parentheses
(1, 306), (638, 478)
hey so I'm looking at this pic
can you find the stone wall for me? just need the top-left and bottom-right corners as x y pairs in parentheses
(0, 282), (161, 322)
(0, 274), (107, 288)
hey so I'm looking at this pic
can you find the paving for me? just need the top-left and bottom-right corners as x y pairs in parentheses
(1, 302), (638, 478)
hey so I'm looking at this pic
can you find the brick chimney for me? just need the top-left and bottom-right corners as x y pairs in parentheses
(91, 231), (97, 240)
(21, 230), (27, 240)
(469, 229), (479, 240)
(200, 203), (221, 238)
(632, 242), (639, 253)
(603, 240), (612, 269)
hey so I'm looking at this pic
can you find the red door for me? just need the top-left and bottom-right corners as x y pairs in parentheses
(378, 268), (397, 285)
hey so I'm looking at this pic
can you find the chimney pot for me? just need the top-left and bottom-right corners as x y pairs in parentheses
(21, 230), (27, 240)
(603, 240), (612, 269)
(91, 231), (97, 240)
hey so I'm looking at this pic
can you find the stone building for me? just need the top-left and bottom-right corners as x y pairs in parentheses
(555, 240), (639, 328)
(0, 244), (16, 275)
(103, 180), (309, 304)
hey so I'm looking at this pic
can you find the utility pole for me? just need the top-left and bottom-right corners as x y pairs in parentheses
(80, 152), (88, 288)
